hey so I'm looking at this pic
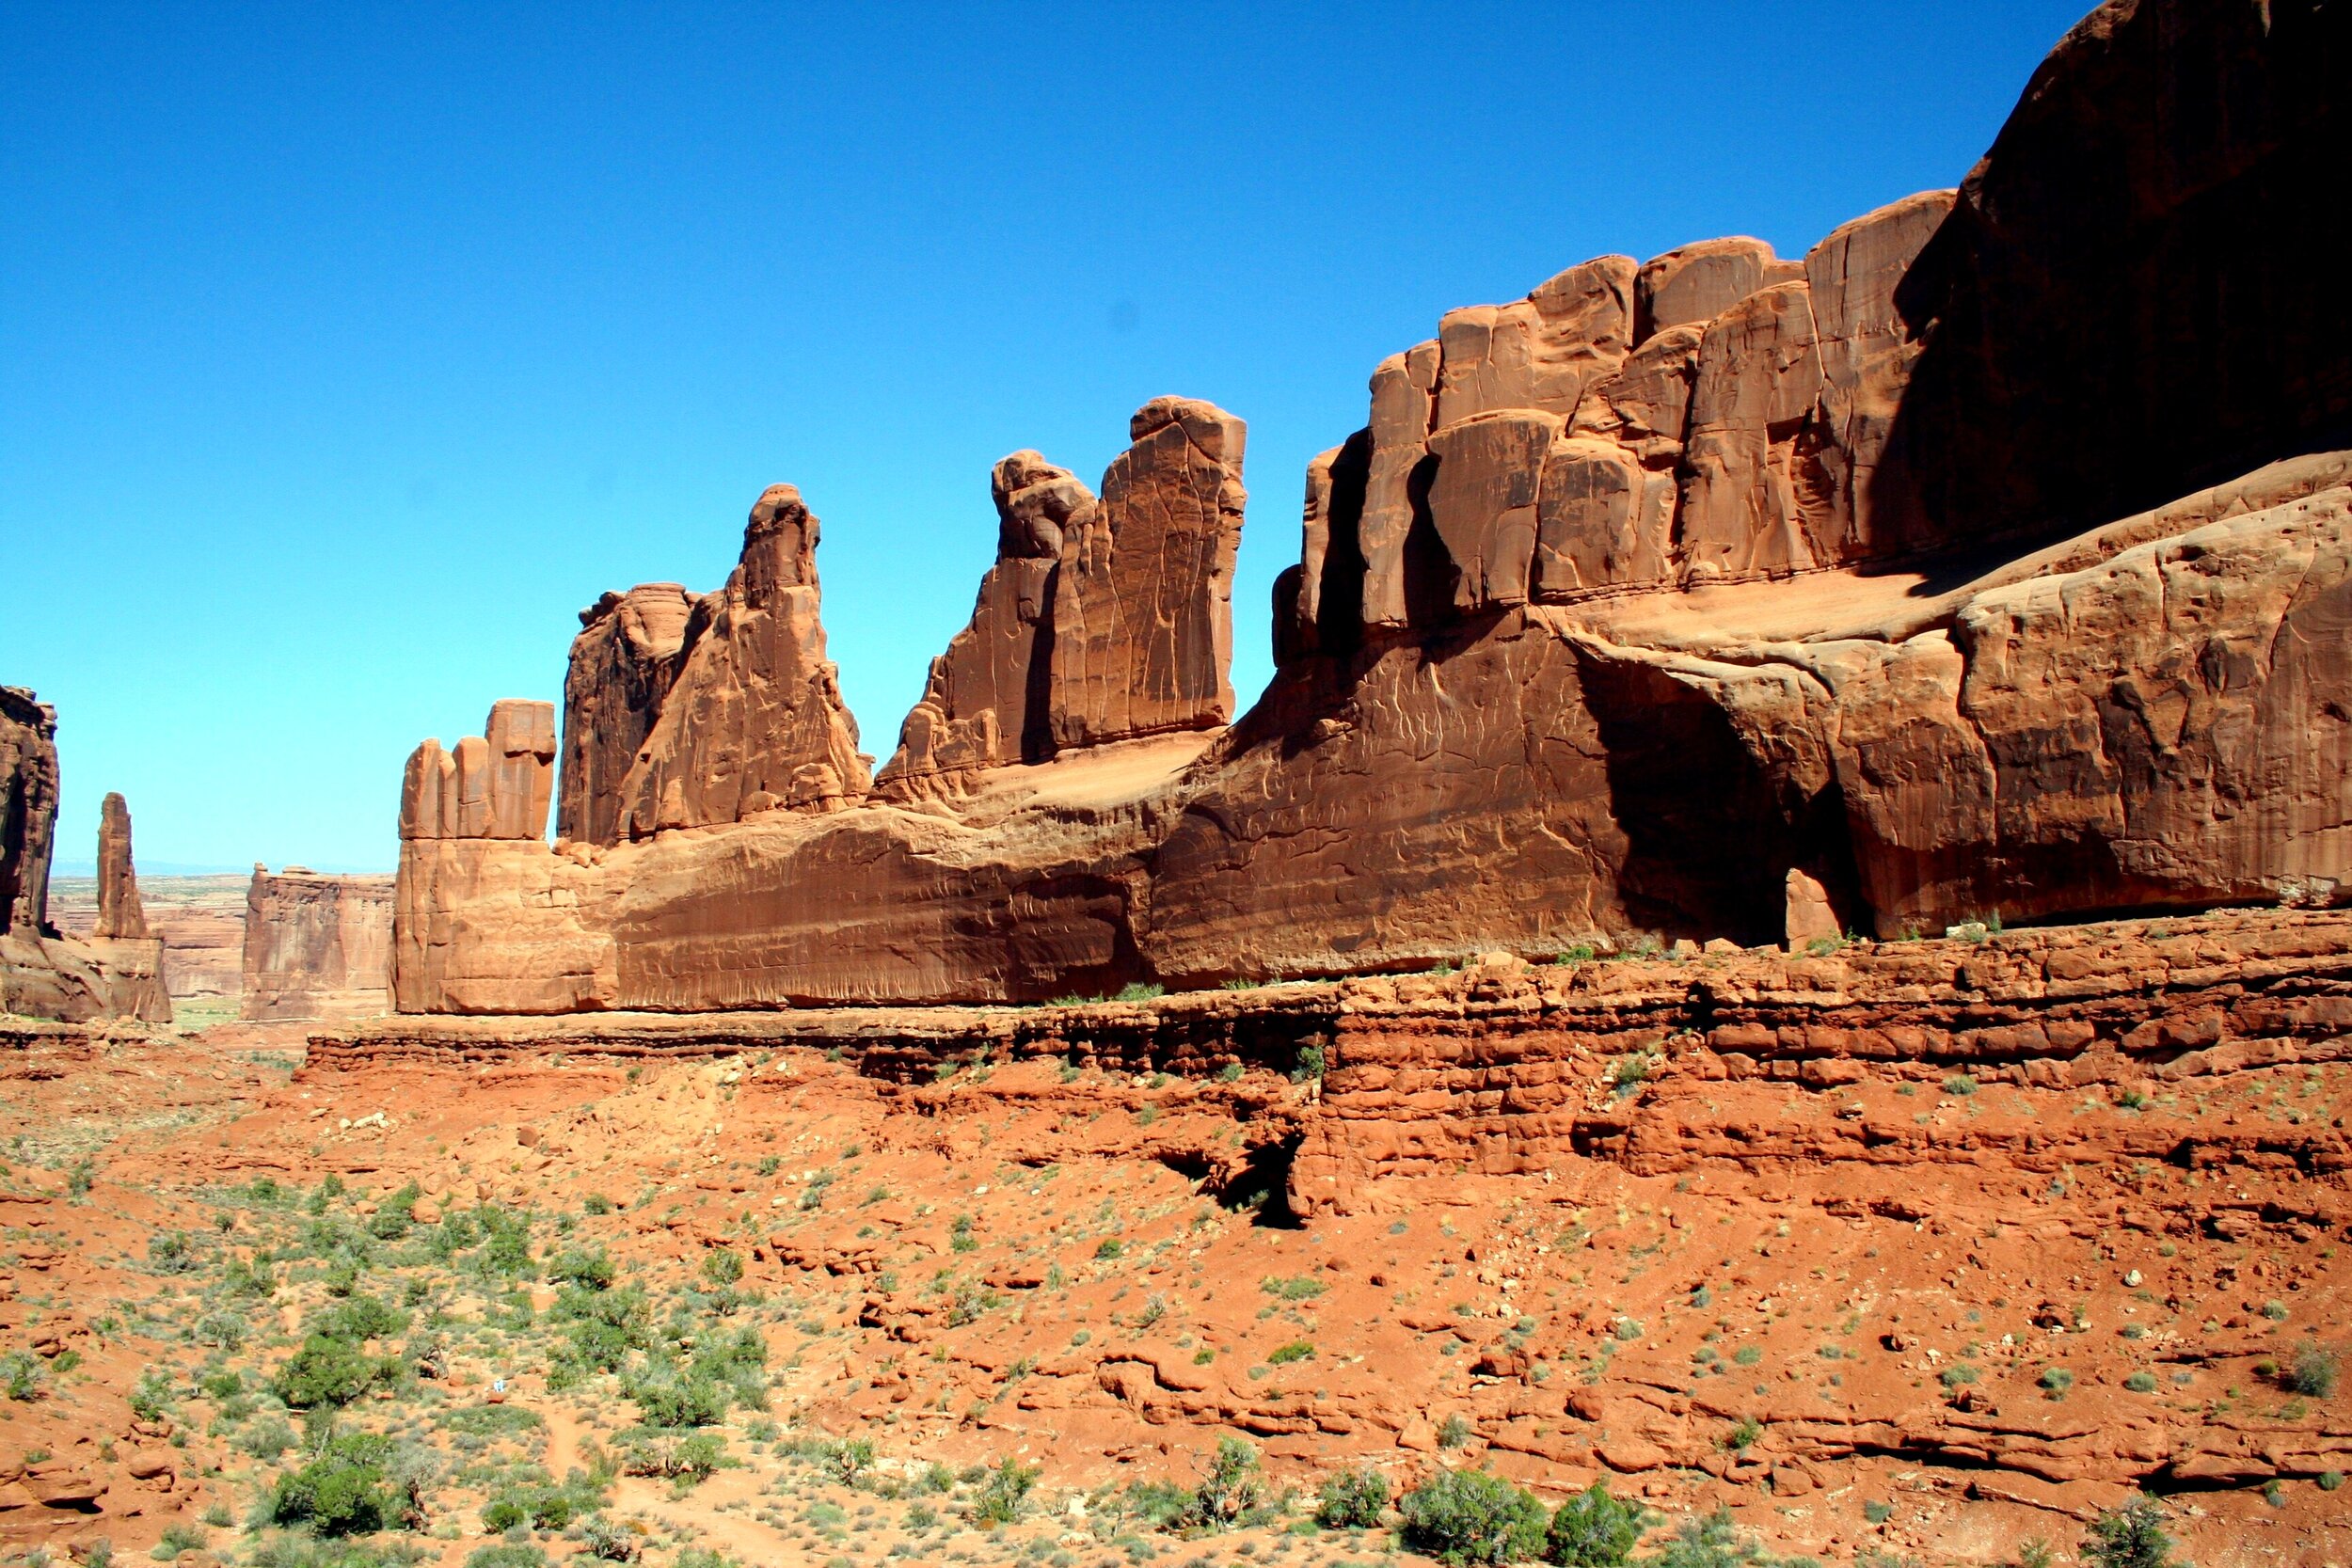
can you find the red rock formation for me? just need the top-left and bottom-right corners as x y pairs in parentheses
(239, 866), (393, 1021)
(585, 485), (870, 833)
(874, 453), (1095, 800)
(0, 692), (171, 1023)
(1044, 399), (1248, 751)
(385, 0), (2352, 1012)
(558, 583), (692, 846)
(92, 792), (149, 941)
(399, 701), (557, 844)
(1, 686), (60, 942)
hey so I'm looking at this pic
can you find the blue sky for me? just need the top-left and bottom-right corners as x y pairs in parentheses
(3, 1), (2090, 874)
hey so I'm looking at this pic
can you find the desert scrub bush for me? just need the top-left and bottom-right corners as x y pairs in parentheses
(250, 1540), (427, 1568)
(548, 1246), (614, 1291)
(440, 1403), (543, 1439)
(1607, 1053), (1657, 1097)
(269, 1433), (399, 1536)
(700, 1247), (745, 1288)
(1260, 1275), (1325, 1302)
(1095, 1238), (1125, 1259)
(1172, 1436), (1264, 1532)
(149, 1523), (208, 1561)
(2081, 1494), (2175, 1568)
(463, 1548), (547, 1568)
(481, 1470), (604, 1532)
(1266, 1340), (1314, 1366)
(621, 1370), (728, 1429)
(616, 1429), (732, 1487)
(127, 1368), (176, 1421)
(2122, 1371), (2158, 1393)
(273, 1334), (398, 1408)
(1115, 982), (1166, 1002)
(1397, 1469), (1549, 1565)
(1647, 1510), (1765, 1567)
(1314, 1466), (1388, 1529)
(1438, 1413), (1475, 1449)
(1544, 1481), (1644, 1566)
(2, 1350), (43, 1401)
(148, 1230), (202, 1275)
(971, 1456), (1041, 1524)
(367, 1183), (421, 1240)
(2285, 1345), (2341, 1398)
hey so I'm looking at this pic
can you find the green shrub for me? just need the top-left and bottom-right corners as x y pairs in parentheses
(1176, 1437), (1264, 1532)
(2040, 1368), (2074, 1395)
(1649, 1510), (1759, 1568)
(269, 1433), (397, 1536)
(1398, 1469), (1549, 1565)
(274, 1336), (392, 1408)
(972, 1456), (1041, 1525)
(1095, 1239), (1124, 1260)
(1438, 1413), (1475, 1449)
(2081, 1495), (2176, 1568)
(150, 1523), (207, 1560)
(1266, 1340), (1314, 1366)
(128, 1368), (176, 1421)
(463, 1548), (547, 1568)
(1, 1351), (41, 1401)
(1545, 1481), (1643, 1566)
(2122, 1371), (2158, 1394)
(315, 1293), (406, 1343)
(1314, 1467), (1388, 1529)
(1260, 1275), (1325, 1302)
(1115, 983), (1165, 1002)
(439, 1403), (543, 1439)
(2285, 1346), (2341, 1398)
(623, 1371), (728, 1429)
(149, 1231), (202, 1275)
(699, 1248), (744, 1287)
(548, 1247), (614, 1291)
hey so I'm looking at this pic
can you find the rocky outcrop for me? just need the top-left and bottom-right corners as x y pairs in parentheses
(386, 0), (2352, 1013)
(400, 701), (558, 843)
(1043, 398), (1248, 751)
(612, 484), (869, 832)
(875, 401), (1249, 800)
(0, 693), (172, 1023)
(92, 793), (149, 940)
(240, 866), (393, 1021)
(874, 453), (1095, 800)
(1, 687), (59, 942)
(558, 583), (693, 846)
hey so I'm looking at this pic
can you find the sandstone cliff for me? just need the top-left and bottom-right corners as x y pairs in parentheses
(238, 866), (394, 1021)
(389, 0), (2352, 1014)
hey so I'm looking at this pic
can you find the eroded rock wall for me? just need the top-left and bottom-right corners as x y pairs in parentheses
(388, 0), (2352, 1013)
(612, 485), (869, 832)
(239, 867), (394, 1021)
(558, 583), (693, 846)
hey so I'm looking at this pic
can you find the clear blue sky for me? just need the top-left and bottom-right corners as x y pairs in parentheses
(3, 1), (2090, 874)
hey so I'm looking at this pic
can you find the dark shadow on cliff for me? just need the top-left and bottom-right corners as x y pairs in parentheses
(1574, 645), (1866, 946)
(1868, 0), (2352, 562)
